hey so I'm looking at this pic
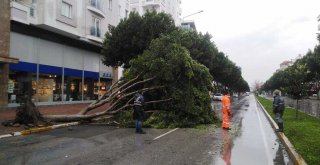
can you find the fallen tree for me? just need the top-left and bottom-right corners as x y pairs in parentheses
(2, 75), (171, 126)
(44, 75), (171, 122)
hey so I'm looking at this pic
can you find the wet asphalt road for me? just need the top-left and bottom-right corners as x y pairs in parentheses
(0, 95), (292, 165)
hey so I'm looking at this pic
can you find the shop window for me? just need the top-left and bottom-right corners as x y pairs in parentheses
(64, 76), (82, 101)
(8, 71), (36, 103)
(85, 78), (98, 100)
(36, 74), (62, 102)
(99, 78), (112, 97)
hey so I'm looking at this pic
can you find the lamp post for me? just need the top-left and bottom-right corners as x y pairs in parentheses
(182, 10), (204, 20)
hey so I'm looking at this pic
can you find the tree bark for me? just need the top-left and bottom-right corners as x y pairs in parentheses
(42, 75), (169, 122)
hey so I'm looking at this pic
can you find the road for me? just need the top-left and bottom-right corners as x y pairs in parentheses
(0, 95), (292, 165)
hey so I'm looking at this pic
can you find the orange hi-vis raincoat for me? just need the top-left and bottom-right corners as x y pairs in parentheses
(221, 94), (232, 129)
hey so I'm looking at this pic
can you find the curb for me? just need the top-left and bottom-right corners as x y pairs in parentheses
(0, 122), (80, 139)
(255, 97), (307, 165)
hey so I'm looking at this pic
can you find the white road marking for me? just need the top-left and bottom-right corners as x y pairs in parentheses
(153, 128), (179, 141)
(254, 100), (273, 165)
(0, 134), (12, 139)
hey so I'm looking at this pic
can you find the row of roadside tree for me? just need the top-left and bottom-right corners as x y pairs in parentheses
(101, 11), (249, 127)
(262, 35), (320, 101)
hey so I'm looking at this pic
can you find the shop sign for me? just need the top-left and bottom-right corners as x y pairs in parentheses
(8, 80), (14, 93)
(100, 72), (112, 78)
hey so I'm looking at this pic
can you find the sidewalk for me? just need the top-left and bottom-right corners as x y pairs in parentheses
(0, 103), (108, 135)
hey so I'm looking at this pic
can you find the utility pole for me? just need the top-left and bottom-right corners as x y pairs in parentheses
(0, 0), (19, 109)
(182, 10), (204, 20)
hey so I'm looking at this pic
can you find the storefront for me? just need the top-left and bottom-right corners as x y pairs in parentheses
(8, 32), (113, 105)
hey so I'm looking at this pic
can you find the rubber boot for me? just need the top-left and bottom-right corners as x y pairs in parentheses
(276, 123), (283, 132)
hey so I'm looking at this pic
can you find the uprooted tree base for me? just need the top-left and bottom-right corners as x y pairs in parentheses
(2, 75), (170, 127)
(1, 96), (46, 127)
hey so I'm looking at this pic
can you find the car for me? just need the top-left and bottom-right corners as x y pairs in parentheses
(245, 92), (250, 96)
(213, 93), (223, 101)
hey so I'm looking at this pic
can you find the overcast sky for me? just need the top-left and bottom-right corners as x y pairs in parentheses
(181, 0), (320, 87)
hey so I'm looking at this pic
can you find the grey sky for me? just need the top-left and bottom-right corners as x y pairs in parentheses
(181, 0), (320, 86)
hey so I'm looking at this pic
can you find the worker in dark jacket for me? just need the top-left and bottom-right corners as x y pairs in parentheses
(133, 90), (146, 134)
(273, 91), (285, 132)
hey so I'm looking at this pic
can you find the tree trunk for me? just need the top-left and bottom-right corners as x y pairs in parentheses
(295, 99), (299, 118)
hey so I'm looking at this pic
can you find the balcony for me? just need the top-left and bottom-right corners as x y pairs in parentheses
(10, 1), (30, 24)
(142, 0), (161, 7)
(86, 26), (102, 43)
(87, 0), (106, 18)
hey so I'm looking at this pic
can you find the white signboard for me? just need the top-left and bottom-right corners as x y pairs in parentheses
(100, 72), (112, 79)
(8, 80), (14, 93)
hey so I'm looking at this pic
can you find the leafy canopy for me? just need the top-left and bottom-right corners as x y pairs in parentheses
(102, 11), (177, 68)
(121, 36), (215, 128)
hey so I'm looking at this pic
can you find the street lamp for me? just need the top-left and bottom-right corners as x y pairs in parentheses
(182, 10), (204, 20)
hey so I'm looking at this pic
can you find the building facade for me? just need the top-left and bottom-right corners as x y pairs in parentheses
(5, 0), (129, 107)
(129, 0), (182, 26)
(181, 20), (196, 31)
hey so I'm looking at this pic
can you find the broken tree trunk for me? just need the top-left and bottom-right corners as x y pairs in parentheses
(2, 95), (44, 127)
(42, 75), (171, 122)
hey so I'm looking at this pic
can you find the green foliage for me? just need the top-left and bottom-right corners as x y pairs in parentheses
(150, 29), (250, 92)
(103, 12), (249, 127)
(257, 96), (320, 165)
(115, 110), (135, 128)
(122, 37), (216, 128)
(262, 38), (320, 98)
(102, 11), (177, 68)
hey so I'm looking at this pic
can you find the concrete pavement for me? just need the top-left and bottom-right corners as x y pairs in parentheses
(0, 95), (293, 165)
(212, 95), (292, 165)
(0, 103), (108, 135)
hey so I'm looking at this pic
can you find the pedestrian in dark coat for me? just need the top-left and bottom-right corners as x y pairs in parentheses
(273, 91), (285, 132)
(133, 90), (146, 134)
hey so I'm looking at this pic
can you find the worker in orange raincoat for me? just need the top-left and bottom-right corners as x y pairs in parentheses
(221, 91), (233, 130)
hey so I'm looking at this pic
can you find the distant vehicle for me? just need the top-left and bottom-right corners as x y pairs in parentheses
(213, 93), (223, 101)
(245, 92), (250, 96)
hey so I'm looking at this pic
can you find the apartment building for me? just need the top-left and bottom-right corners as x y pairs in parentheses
(5, 0), (129, 107)
(181, 20), (196, 31)
(129, 0), (182, 26)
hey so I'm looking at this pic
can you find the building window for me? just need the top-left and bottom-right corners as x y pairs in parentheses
(125, 10), (128, 18)
(108, 0), (112, 10)
(61, 1), (72, 18)
(30, 7), (35, 17)
(91, 17), (101, 37)
(90, 0), (101, 10)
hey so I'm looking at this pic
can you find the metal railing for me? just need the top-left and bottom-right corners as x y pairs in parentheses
(284, 98), (320, 118)
(264, 95), (320, 118)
